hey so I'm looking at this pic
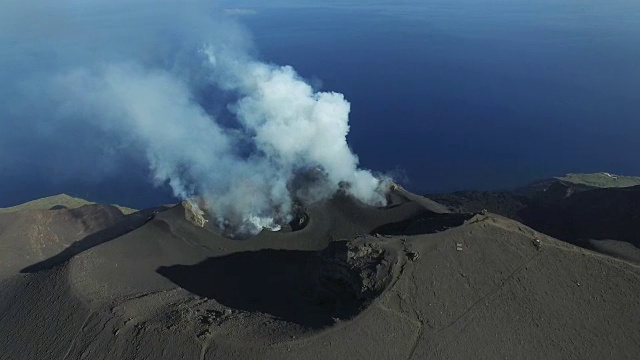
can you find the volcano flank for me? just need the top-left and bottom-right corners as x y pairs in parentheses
(1, 183), (639, 359)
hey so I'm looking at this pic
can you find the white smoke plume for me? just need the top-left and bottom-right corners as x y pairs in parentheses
(0, 1), (390, 235)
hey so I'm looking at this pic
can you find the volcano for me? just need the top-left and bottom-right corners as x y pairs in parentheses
(1, 183), (639, 359)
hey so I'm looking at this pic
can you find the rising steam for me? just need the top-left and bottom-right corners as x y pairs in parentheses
(0, 1), (389, 235)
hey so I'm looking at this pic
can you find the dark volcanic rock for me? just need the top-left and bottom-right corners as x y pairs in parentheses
(156, 239), (397, 329)
(519, 185), (640, 248)
(428, 176), (640, 264)
(427, 190), (527, 220)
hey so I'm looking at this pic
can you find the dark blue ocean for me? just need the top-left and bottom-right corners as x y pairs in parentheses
(237, 0), (640, 192)
(2, 0), (639, 208)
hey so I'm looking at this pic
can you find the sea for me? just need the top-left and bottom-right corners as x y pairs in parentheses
(236, 0), (640, 192)
(2, 0), (639, 208)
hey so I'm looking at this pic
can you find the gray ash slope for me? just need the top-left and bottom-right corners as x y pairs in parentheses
(428, 173), (640, 264)
(1, 187), (640, 359)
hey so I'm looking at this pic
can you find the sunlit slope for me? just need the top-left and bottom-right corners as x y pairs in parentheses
(0, 194), (137, 215)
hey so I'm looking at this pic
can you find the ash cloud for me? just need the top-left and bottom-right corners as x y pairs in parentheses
(0, 0), (389, 235)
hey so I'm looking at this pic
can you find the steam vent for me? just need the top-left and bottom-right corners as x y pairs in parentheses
(183, 200), (208, 227)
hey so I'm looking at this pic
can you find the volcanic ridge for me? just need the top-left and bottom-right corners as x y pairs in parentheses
(1, 178), (639, 359)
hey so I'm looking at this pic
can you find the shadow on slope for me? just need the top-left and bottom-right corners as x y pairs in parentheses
(157, 240), (395, 329)
(371, 211), (473, 236)
(429, 183), (640, 263)
(21, 206), (168, 273)
(427, 190), (528, 220)
(518, 185), (640, 249)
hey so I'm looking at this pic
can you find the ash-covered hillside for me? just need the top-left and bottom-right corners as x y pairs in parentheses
(1, 186), (639, 359)
(428, 172), (640, 264)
